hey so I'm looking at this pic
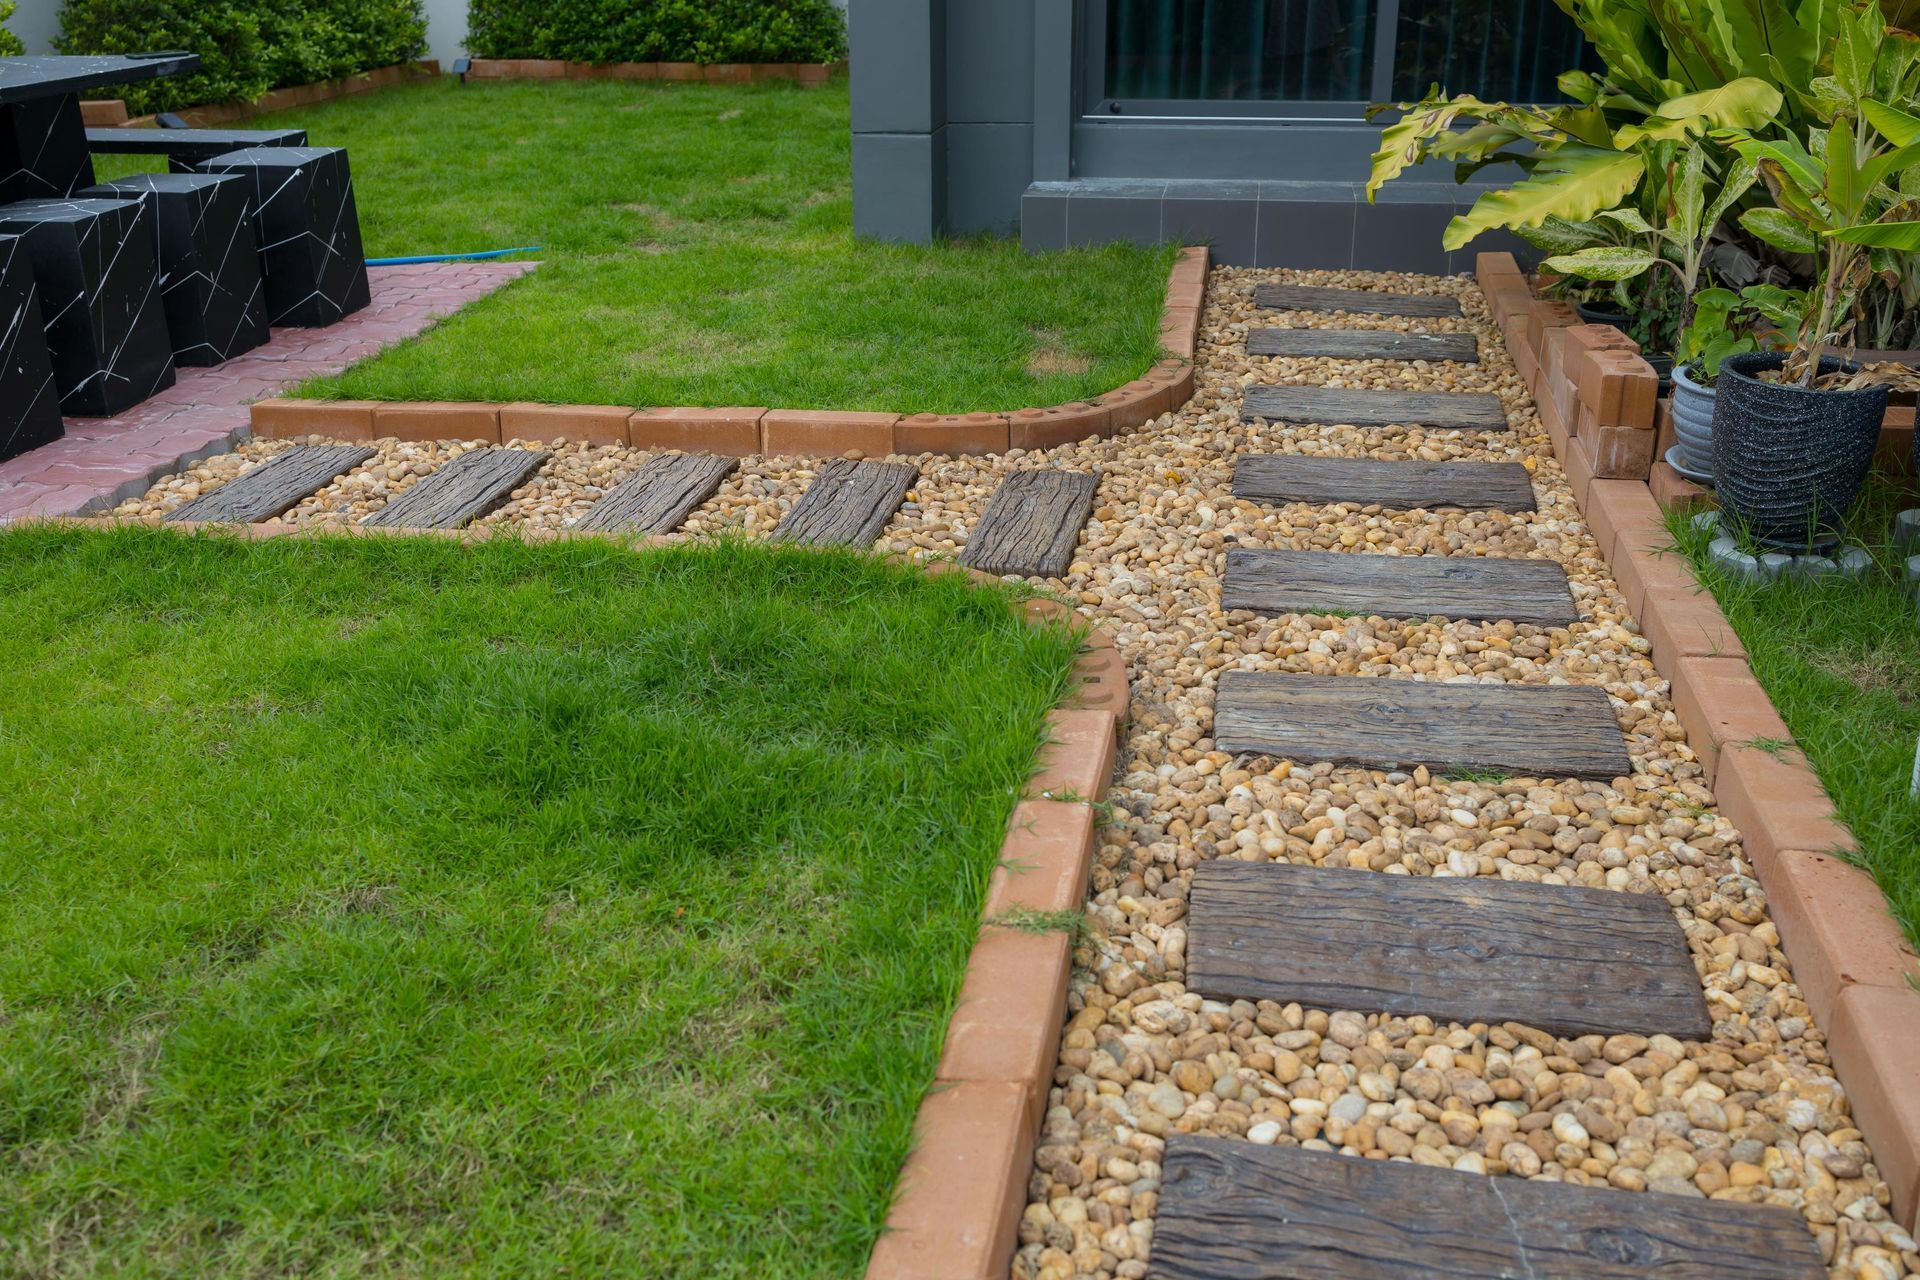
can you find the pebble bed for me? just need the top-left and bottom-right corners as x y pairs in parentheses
(111, 268), (1919, 1280)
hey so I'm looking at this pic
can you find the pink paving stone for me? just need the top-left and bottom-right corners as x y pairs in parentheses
(0, 262), (534, 523)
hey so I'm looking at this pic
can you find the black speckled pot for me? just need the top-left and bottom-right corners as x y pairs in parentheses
(1711, 352), (1888, 550)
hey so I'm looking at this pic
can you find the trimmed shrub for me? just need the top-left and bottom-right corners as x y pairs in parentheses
(466, 0), (846, 65)
(54, 0), (427, 113)
(0, 1), (25, 58)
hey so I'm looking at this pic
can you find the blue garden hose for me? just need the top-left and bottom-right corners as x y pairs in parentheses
(365, 246), (542, 265)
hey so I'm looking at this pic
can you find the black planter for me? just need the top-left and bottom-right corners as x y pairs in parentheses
(1711, 352), (1888, 550)
(1575, 301), (1631, 334)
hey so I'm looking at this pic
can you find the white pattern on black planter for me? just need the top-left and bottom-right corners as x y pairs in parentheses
(195, 146), (371, 327)
(83, 173), (270, 366)
(0, 232), (64, 461)
(0, 198), (178, 417)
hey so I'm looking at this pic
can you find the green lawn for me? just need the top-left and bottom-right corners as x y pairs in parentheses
(100, 78), (1173, 413)
(0, 527), (1080, 1277)
(1670, 477), (1920, 957)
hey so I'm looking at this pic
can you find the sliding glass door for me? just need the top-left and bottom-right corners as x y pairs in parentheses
(1092, 0), (1592, 113)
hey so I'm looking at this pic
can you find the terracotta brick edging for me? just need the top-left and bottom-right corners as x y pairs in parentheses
(246, 246), (1209, 458)
(464, 58), (846, 86)
(1478, 252), (1920, 1235)
(117, 61), (440, 129)
(27, 514), (1124, 1278)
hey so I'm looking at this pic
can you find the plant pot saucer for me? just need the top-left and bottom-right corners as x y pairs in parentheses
(1664, 445), (1713, 486)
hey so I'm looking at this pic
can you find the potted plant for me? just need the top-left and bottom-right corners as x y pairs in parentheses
(1709, 4), (1920, 547)
(1667, 288), (1769, 480)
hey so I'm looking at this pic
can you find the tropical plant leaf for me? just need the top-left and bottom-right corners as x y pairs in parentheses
(1826, 114), (1863, 220)
(1559, 69), (1602, 103)
(1864, 97), (1920, 145)
(1861, 141), (1920, 191)
(1829, 220), (1920, 247)
(1740, 205), (1820, 251)
(1731, 135), (1824, 199)
(1444, 145), (1646, 250)
(1513, 215), (1614, 254)
(1598, 205), (1658, 234)
(1541, 246), (1665, 279)
(1701, 157), (1760, 239)
(1655, 77), (1785, 128)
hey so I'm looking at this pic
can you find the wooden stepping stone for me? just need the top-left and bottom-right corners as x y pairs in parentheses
(1152, 1138), (1823, 1279)
(1213, 671), (1630, 779)
(361, 448), (549, 530)
(1222, 547), (1576, 626)
(573, 453), (738, 534)
(166, 445), (375, 523)
(1234, 455), (1536, 512)
(773, 458), (917, 547)
(1249, 327), (1478, 362)
(960, 469), (1098, 578)
(1252, 283), (1462, 317)
(1243, 385), (1508, 431)
(1187, 860), (1711, 1038)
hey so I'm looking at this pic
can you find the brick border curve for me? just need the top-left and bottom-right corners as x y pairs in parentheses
(1483, 251), (1920, 1237)
(245, 246), (1208, 456)
(19, 513), (1126, 1277)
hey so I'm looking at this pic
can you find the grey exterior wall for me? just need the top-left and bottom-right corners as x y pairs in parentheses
(847, 0), (1531, 272)
(9, 0), (62, 53)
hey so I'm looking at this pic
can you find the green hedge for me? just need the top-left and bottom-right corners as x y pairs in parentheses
(54, 0), (427, 113)
(466, 0), (846, 65)
(0, 1), (25, 58)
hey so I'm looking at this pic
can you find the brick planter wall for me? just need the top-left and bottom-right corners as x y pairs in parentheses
(1479, 251), (1920, 1235)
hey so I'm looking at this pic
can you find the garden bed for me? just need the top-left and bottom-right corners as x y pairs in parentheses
(0, 526), (1082, 1276)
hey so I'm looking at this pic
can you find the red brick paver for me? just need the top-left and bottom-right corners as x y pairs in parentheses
(0, 262), (534, 522)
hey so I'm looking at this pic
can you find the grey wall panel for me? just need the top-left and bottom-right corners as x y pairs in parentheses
(852, 131), (946, 242)
(945, 0), (1035, 124)
(945, 123), (1034, 234)
(849, 0), (946, 135)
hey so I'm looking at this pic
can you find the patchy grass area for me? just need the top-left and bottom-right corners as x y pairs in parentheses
(1670, 477), (1920, 955)
(97, 78), (1173, 413)
(0, 527), (1080, 1277)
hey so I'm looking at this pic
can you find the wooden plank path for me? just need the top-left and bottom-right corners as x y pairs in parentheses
(1243, 385), (1509, 431)
(1233, 455), (1537, 511)
(960, 469), (1098, 578)
(1222, 547), (1576, 626)
(166, 445), (375, 523)
(1213, 671), (1631, 779)
(1151, 1139), (1825, 1280)
(1249, 327), (1479, 363)
(1187, 861), (1711, 1038)
(573, 454), (738, 534)
(361, 448), (549, 529)
(1252, 283), (1463, 317)
(772, 459), (917, 547)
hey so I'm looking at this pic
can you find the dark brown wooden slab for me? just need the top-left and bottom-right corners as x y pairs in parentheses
(1252, 283), (1463, 317)
(573, 453), (738, 534)
(960, 469), (1098, 578)
(1233, 455), (1537, 512)
(1222, 547), (1576, 626)
(1249, 327), (1479, 362)
(1187, 860), (1711, 1038)
(361, 448), (549, 529)
(1213, 671), (1630, 779)
(773, 459), (917, 547)
(1243, 385), (1509, 431)
(166, 445), (375, 523)
(1152, 1138), (1823, 1280)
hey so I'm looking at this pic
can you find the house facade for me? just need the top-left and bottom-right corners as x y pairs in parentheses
(848, 0), (1586, 272)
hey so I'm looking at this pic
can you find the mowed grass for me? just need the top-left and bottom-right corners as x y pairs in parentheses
(1670, 477), (1920, 955)
(98, 78), (1173, 412)
(0, 527), (1080, 1277)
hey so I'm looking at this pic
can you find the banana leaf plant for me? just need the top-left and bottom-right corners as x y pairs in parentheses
(1719, 2), (1920, 383)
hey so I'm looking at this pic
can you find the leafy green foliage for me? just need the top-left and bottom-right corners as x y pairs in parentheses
(0, 1), (24, 58)
(53, 0), (427, 114)
(0, 527), (1078, 1277)
(466, 0), (847, 64)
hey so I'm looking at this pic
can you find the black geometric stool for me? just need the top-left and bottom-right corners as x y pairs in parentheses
(0, 198), (176, 416)
(84, 172), (270, 366)
(2, 94), (94, 203)
(0, 232), (64, 461)
(197, 146), (370, 327)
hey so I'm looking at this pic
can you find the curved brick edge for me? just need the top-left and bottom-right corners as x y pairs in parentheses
(464, 59), (846, 86)
(116, 62), (440, 129)
(246, 246), (1208, 459)
(20, 515), (1126, 1275)
(1480, 251), (1920, 1235)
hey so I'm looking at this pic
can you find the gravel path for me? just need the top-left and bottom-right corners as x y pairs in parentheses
(111, 267), (1919, 1280)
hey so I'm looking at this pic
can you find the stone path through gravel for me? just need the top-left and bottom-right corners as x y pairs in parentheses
(103, 265), (1920, 1279)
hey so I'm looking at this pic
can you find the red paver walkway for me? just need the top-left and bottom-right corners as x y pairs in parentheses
(0, 260), (536, 521)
